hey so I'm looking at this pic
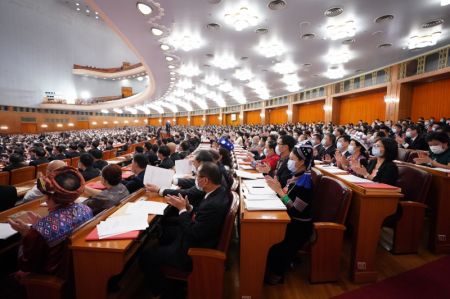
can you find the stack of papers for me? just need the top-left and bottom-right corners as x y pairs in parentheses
(0, 223), (17, 239)
(125, 201), (168, 216)
(244, 193), (280, 201)
(235, 170), (264, 179)
(143, 165), (175, 188)
(336, 174), (373, 184)
(244, 198), (286, 211)
(315, 165), (348, 174)
(96, 214), (149, 239)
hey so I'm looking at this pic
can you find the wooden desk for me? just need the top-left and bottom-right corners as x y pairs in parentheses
(70, 189), (164, 299)
(13, 179), (37, 197)
(236, 168), (290, 299)
(313, 166), (403, 283)
(395, 161), (450, 254)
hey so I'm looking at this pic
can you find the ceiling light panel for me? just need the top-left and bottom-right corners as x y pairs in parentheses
(233, 68), (254, 81)
(176, 78), (193, 89)
(408, 31), (441, 49)
(325, 20), (356, 40)
(224, 6), (260, 31)
(255, 39), (286, 57)
(326, 48), (351, 64)
(151, 27), (164, 36)
(272, 60), (297, 74)
(203, 74), (222, 86)
(211, 54), (238, 69)
(165, 31), (203, 51)
(137, 2), (152, 15)
(178, 64), (201, 77)
(324, 65), (345, 79)
(218, 82), (233, 93)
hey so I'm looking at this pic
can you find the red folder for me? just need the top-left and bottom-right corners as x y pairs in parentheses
(122, 166), (132, 171)
(356, 183), (400, 191)
(85, 227), (140, 241)
(121, 171), (134, 179)
(86, 182), (107, 190)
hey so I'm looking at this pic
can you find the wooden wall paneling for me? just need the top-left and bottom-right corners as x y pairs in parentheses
(192, 115), (204, 126)
(245, 110), (262, 125)
(268, 106), (288, 124)
(225, 113), (240, 126)
(398, 83), (413, 120)
(20, 123), (37, 134)
(410, 77), (450, 120)
(76, 121), (89, 130)
(148, 118), (160, 126)
(177, 117), (188, 126)
(207, 114), (220, 125)
(338, 90), (386, 124)
(297, 100), (325, 123)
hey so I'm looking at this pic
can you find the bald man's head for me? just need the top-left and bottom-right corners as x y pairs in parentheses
(46, 160), (66, 175)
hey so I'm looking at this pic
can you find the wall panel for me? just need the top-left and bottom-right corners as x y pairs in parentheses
(177, 117), (188, 126)
(245, 110), (261, 124)
(297, 100), (325, 123)
(410, 77), (450, 120)
(268, 106), (288, 124)
(225, 113), (240, 126)
(192, 116), (204, 126)
(207, 114), (220, 125)
(338, 91), (386, 124)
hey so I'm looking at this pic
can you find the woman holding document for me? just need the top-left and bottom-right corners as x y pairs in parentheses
(264, 141), (315, 285)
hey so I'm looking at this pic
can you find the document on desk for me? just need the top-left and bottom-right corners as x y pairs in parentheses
(125, 201), (168, 215)
(242, 178), (267, 188)
(0, 223), (18, 239)
(175, 159), (193, 175)
(242, 185), (276, 196)
(97, 214), (149, 238)
(336, 174), (373, 184)
(235, 170), (264, 180)
(315, 165), (348, 174)
(244, 193), (280, 201)
(15, 186), (31, 194)
(144, 165), (175, 189)
(245, 198), (286, 211)
(240, 165), (255, 170)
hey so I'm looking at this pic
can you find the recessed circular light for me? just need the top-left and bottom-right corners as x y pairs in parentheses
(324, 7), (344, 17)
(151, 27), (163, 36)
(422, 18), (445, 28)
(206, 23), (221, 30)
(205, 53), (214, 58)
(301, 33), (315, 40)
(168, 65), (175, 69)
(378, 43), (392, 48)
(255, 28), (269, 34)
(241, 56), (249, 60)
(207, 0), (221, 3)
(299, 21), (311, 28)
(342, 38), (355, 45)
(169, 71), (176, 75)
(76, 3), (79, 6)
(86, 9), (90, 13)
(375, 15), (394, 23)
(160, 44), (170, 50)
(76, 7), (80, 11)
(303, 63), (312, 67)
(268, 0), (287, 10)
(137, 2), (152, 15)
(165, 56), (174, 61)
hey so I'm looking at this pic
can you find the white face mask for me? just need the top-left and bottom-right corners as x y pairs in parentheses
(372, 146), (382, 157)
(287, 159), (297, 173)
(275, 145), (282, 155)
(430, 145), (445, 155)
(348, 145), (355, 155)
(337, 142), (343, 150)
(195, 177), (203, 191)
(321, 139), (327, 146)
(392, 128), (397, 134)
(263, 148), (269, 156)
(405, 131), (412, 138)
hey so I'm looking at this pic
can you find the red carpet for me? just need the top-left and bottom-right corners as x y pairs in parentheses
(331, 256), (450, 299)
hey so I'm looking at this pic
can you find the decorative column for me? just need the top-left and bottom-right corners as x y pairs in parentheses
(187, 111), (192, 126)
(385, 65), (410, 122)
(324, 85), (339, 123)
(239, 105), (244, 125)
(260, 101), (268, 125)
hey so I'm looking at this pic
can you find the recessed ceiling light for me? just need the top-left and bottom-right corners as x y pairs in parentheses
(372, 30), (383, 36)
(303, 63), (312, 67)
(160, 44), (170, 51)
(378, 43), (392, 48)
(76, 3), (79, 6)
(95, 11), (98, 15)
(324, 65), (345, 79)
(206, 23), (221, 30)
(95, 16), (99, 19)
(76, 7), (80, 11)
(342, 38), (355, 45)
(166, 31), (203, 51)
(326, 48), (351, 64)
(273, 61), (297, 74)
(408, 31), (441, 49)
(224, 6), (260, 31)
(422, 18), (445, 28)
(241, 56), (249, 60)
(301, 33), (315, 40)
(211, 54), (238, 69)
(137, 2), (152, 15)
(168, 65), (176, 69)
(375, 15), (394, 23)
(86, 9), (90, 13)
(268, 0), (287, 10)
(255, 39), (286, 57)
(151, 27), (164, 36)
(326, 20), (356, 40)
(165, 56), (174, 61)
(299, 21), (311, 28)
(169, 71), (176, 75)
(442, 0), (450, 6)
(256, 28), (269, 34)
(324, 7), (344, 17)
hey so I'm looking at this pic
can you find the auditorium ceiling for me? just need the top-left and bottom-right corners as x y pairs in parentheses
(64, 0), (450, 112)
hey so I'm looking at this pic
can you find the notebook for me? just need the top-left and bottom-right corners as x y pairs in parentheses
(86, 181), (107, 190)
(356, 183), (401, 192)
(85, 227), (140, 241)
(121, 171), (134, 179)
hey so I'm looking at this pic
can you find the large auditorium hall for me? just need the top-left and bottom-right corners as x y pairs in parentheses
(0, 1), (449, 299)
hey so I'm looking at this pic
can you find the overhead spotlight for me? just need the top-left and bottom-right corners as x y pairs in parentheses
(160, 44), (170, 51)
(101, 109), (109, 114)
(211, 54), (238, 69)
(137, 76), (144, 81)
(151, 27), (164, 36)
(165, 56), (174, 61)
(224, 6), (260, 31)
(137, 2), (152, 15)
(166, 31), (204, 51)
(324, 65), (345, 79)
(168, 65), (176, 69)
(76, 7), (80, 11)
(325, 20), (356, 40)
(272, 61), (297, 74)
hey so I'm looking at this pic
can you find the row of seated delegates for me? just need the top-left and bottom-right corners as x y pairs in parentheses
(139, 161), (231, 297)
(412, 132), (450, 168)
(5, 167), (93, 296)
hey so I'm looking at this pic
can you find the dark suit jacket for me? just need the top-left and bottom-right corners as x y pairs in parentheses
(275, 156), (292, 188)
(179, 151), (190, 160)
(93, 160), (108, 171)
(65, 151), (80, 158)
(405, 136), (429, 151)
(170, 152), (181, 162)
(29, 157), (49, 167)
(366, 159), (398, 186)
(146, 151), (158, 166)
(159, 158), (175, 169)
(50, 153), (66, 161)
(313, 144), (326, 160)
(80, 167), (101, 181)
(323, 145), (337, 159)
(177, 186), (230, 254)
(3, 162), (28, 172)
(163, 186), (205, 209)
(177, 178), (195, 189)
(122, 170), (145, 193)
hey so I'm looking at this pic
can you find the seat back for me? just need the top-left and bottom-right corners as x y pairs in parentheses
(0, 185), (17, 212)
(406, 151), (419, 163)
(101, 150), (110, 160)
(397, 148), (410, 162)
(10, 166), (36, 185)
(36, 163), (49, 176)
(312, 176), (352, 224)
(311, 168), (323, 189)
(395, 165), (432, 203)
(71, 157), (80, 169)
(0, 171), (10, 185)
(216, 192), (240, 253)
(110, 149), (117, 158)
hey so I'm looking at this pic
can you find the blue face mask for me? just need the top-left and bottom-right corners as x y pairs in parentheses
(287, 159), (297, 173)
(372, 146), (382, 157)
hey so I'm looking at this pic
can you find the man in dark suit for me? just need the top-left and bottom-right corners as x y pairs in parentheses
(122, 153), (147, 193)
(29, 147), (49, 166)
(178, 141), (191, 160)
(311, 133), (325, 160)
(165, 121), (171, 134)
(322, 132), (337, 163)
(157, 145), (175, 169)
(91, 149), (108, 171)
(78, 153), (100, 181)
(396, 125), (429, 151)
(50, 145), (66, 161)
(139, 162), (230, 296)
(65, 143), (80, 158)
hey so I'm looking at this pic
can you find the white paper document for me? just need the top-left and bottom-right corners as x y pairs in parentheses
(235, 170), (264, 180)
(315, 165), (348, 174)
(0, 223), (18, 239)
(244, 193), (280, 201)
(175, 159), (193, 175)
(336, 174), (373, 184)
(242, 186), (276, 196)
(242, 179), (267, 188)
(125, 201), (169, 216)
(143, 165), (175, 189)
(75, 196), (88, 204)
(245, 198), (286, 211)
(239, 165), (254, 170)
(97, 214), (149, 238)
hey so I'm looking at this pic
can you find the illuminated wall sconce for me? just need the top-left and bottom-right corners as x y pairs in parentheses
(0, 125), (8, 130)
(103, 121), (108, 124)
(202, 117), (206, 121)
(144, 119), (148, 123)
(286, 110), (292, 115)
(172, 118), (176, 122)
(187, 118), (191, 121)
(113, 121), (119, 124)
(124, 120), (129, 124)
(239, 114), (243, 119)
(384, 95), (399, 103)
(218, 116), (223, 120)
(68, 123), (74, 127)
(260, 112), (265, 118)
(323, 105), (332, 112)
(92, 121), (97, 125)
(134, 120), (139, 123)
(41, 124), (48, 128)
(56, 124), (63, 128)
(159, 119), (162, 122)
